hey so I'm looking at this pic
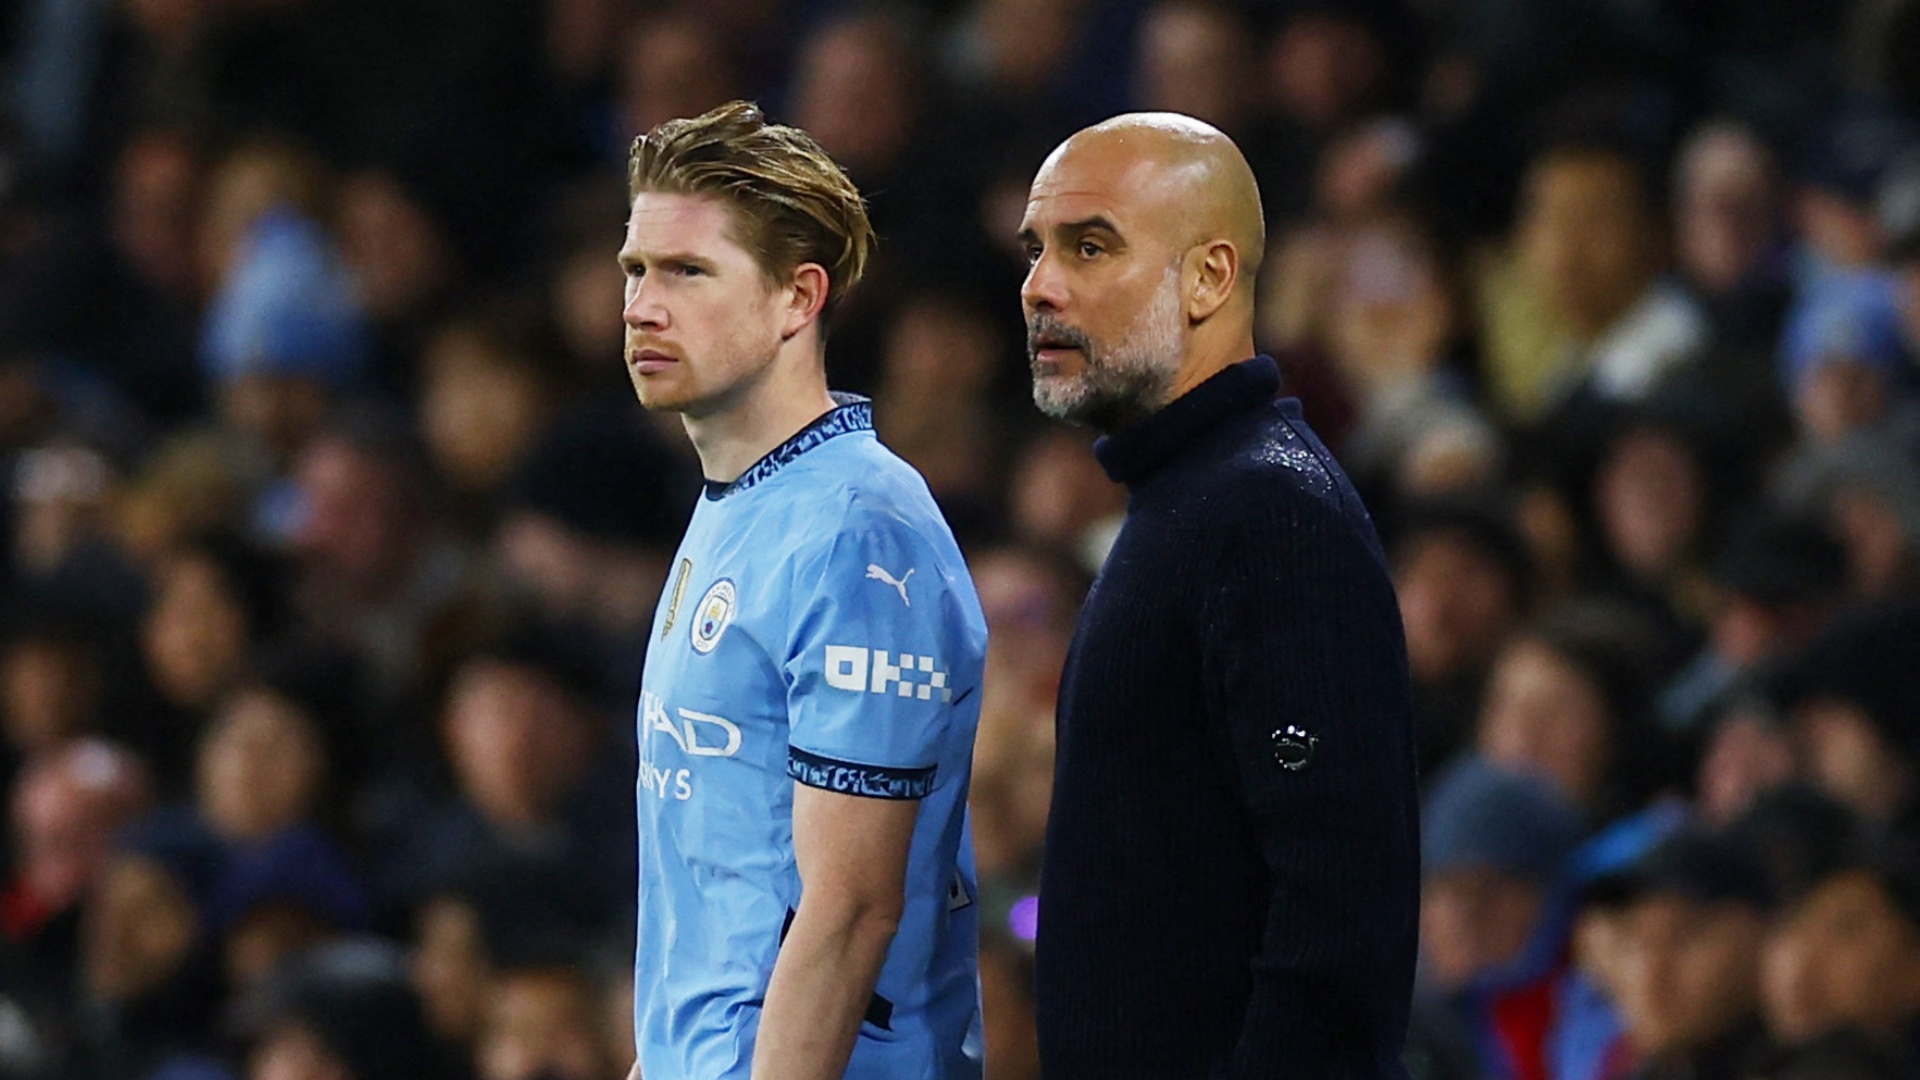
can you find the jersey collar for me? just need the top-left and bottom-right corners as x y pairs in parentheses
(702, 393), (873, 500)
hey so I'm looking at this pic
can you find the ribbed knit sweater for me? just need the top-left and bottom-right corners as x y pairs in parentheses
(1034, 356), (1420, 1079)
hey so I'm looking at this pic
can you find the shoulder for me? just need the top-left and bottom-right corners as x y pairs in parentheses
(785, 440), (957, 568)
(1195, 401), (1352, 516)
(799, 439), (943, 533)
(1187, 403), (1390, 566)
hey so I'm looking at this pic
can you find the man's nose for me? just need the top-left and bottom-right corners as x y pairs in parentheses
(1021, 251), (1068, 315)
(624, 278), (667, 329)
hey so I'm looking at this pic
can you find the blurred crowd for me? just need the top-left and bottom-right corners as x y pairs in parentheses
(4, 0), (1920, 1079)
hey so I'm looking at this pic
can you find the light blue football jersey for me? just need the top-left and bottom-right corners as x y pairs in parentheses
(633, 396), (986, 1080)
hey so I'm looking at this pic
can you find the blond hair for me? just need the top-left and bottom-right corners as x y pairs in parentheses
(628, 101), (874, 322)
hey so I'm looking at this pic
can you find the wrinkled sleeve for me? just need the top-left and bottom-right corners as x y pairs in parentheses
(782, 501), (968, 800)
(1198, 480), (1422, 1078)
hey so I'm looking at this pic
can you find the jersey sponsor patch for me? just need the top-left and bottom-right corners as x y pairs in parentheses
(823, 645), (952, 702)
(690, 578), (737, 654)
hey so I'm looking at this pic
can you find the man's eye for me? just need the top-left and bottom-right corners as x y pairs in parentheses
(677, 264), (705, 277)
(1024, 245), (1043, 265)
(1078, 241), (1103, 258)
(625, 265), (643, 279)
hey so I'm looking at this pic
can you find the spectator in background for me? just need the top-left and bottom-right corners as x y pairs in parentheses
(0, 610), (108, 780)
(288, 414), (488, 715)
(1475, 601), (1669, 822)
(1248, 4), (1402, 228)
(1317, 213), (1497, 500)
(9, 440), (143, 620)
(1778, 271), (1915, 448)
(1770, 601), (1920, 831)
(1788, 433), (1920, 601)
(969, 542), (1086, 724)
(333, 164), (458, 378)
(195, 676), (337, 847)
(97, 128), (206, 422)
(135, 533), (289, 783)
(1585, 404), (1735, 645)
(1609, 829), (1773, 1080)
(1670, 122), (1793, 371)
(202, 824), (370, 992)
(1695, 700), (1802, 829)
(944, 0), (1098, 140)
(1413, 756), (1586, 1080)
(789, 14), (924, 226)
(474, 955), (615, 1080)
(382, 635), (629, 928)
(543, 178), (636, 395)
(1777, 107), (1919, 447)
(239, 938), (468, 1080)
(1761, 850), (1920, 1052)
(1391, 498), (1533, 776)
(1133, 1), (1257, 136)
(411, 880), (493, 1055)
(1, 740), (153, 1072)
(967, 545), (1077, 927)
(70, 810), (228, 1080)
(1658, 512), (1848, 735)
(415, 309), (560, 522)
(873, 291), (1012, 516)
(0, 128), (207, 425)
(112, 431), (254, 569)
(1487, 144), (1708, 423)
(494, 406), (695, 702)
(195, 140), (354, 478)
(614, 15), (739, 152)
(409, 853), (621, 1070)
(1004, 425), (1126, 571)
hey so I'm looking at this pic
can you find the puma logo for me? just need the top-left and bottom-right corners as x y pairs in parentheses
(865, 564), (915, 607)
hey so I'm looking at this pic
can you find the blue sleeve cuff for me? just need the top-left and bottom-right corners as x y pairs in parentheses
(787, 747), (936, 800)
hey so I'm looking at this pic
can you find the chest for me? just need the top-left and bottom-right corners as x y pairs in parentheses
(638, 507), (795, 768)
(1059, 507), (1211, 721)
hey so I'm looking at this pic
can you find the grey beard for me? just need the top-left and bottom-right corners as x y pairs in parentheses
(1029, 353), (1173, 432)
(1027, 267), (1185, 431)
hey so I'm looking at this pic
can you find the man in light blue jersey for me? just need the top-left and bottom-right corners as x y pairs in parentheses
(618, 101), (987, 1080)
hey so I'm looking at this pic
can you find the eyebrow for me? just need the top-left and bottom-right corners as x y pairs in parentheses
(618, 249), (718, 272)
(1017, 215), (1125, 245)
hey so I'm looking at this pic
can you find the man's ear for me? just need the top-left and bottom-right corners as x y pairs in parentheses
(780, 263), (831, 341)
(1185, 240), (1239, 323)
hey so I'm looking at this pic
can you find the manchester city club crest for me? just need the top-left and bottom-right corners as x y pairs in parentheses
(690, 579), (737, 654)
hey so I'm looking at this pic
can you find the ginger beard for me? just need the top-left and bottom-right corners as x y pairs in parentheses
(1028, 263), (1185, 432)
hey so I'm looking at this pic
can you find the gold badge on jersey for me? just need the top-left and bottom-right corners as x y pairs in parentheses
(661, 558), (693, 641)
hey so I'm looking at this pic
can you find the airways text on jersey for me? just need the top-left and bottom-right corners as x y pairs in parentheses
(640, 688), (742, 801)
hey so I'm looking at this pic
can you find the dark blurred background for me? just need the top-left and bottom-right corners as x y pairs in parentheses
(5, 1), (1920, 1078)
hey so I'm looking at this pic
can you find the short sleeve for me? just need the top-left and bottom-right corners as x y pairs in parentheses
(782, 501), (969, 800)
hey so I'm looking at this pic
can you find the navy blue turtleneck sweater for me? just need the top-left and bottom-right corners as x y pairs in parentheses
(1034, 356), (1419, 1079)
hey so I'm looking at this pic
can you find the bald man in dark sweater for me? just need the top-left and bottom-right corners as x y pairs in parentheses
(1018, 114), (1419, 1078)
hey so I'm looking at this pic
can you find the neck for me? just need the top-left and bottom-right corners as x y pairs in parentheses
(682, 342), (836, 483)
(1163, 319), (1258, 405)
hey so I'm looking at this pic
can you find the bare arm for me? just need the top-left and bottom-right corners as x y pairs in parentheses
(751, 782), (918, 1080)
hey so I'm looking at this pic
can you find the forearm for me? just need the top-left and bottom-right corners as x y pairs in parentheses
(751, 901), (900, 1080)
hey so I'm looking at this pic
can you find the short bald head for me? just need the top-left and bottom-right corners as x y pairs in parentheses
(1037, 113), (1265, 282)
(1019, 112), (1266, 430)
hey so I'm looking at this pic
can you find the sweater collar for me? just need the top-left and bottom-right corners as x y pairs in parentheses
(1092, 356), (1280, 486)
